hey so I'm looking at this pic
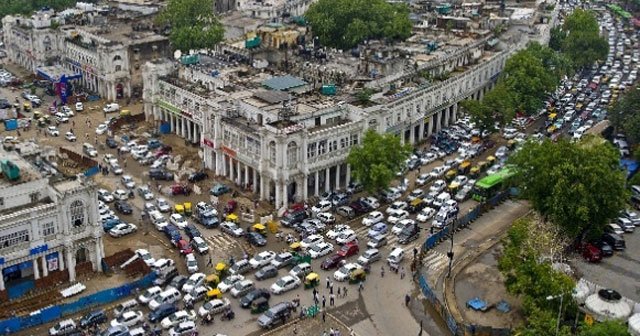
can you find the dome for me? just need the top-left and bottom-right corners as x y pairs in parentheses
(572, 281), (590, 305)
(584, 289), (632, 321)
(628, 313), (640, 336)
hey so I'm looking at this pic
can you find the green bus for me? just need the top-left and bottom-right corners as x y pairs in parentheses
(472, 167), (516, 202)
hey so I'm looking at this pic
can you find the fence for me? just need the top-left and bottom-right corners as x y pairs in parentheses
(0, 272), (156, 334)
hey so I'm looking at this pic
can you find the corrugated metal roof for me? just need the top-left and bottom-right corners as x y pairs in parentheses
(262, 75), (306, 91)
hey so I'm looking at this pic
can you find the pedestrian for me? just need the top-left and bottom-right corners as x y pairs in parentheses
(329, 285), (333, 295)
(207, 257), (212, 267)
(322, 310), (326, 323)
(323, 331), (328, 336)
(400, 266), (405, 280)
(326, 276), (330, 289)
(330, 294), (335, 306)
(337, 287), (341, 297)
(343, 286), (348, 298)
(358, 281), (364, 292)
(405, 294), (411, 306)
(381, 265), (385, 278)
(123, 158), (127, 168)
(322, 295), (326, 308)
(313, 288), (318, 297)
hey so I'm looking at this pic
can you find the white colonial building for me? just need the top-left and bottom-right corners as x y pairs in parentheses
(0, 149), (103, 293)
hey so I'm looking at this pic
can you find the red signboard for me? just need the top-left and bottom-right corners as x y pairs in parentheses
(202, 138), (214, 148)
(221, 146), (236, 158)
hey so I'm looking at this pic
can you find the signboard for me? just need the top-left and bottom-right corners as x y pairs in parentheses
(158, 100), (181, 115)
(30, 244), (48, 256)
(202, 138), (214, 148)
(0, 257), (4, 265)
(46, 252), (59, 271)
(221, 146), (236, 158)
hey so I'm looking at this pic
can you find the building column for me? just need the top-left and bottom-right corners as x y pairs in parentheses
(182, 118), (187, 138)
(452, 104), (458, 123)
(409, 125), (415, 144)
(428, 116), (434, 136)
(275, 180), (281, 209)
(41, 256), (48, 277)
(283, 181), (289, 208)
(252, 168), (258, 193)
(335, 164), (341, 189)
(325, 168), (330, 192)
(444, 107), (450, 127)
(229, 157), (234, 181)
(66, 248), (76, 282)
(345, 165), (351, 187)
(314, 171), (320, 196)
(33, 258), (40, 280)
(170, 114), (176, 132)
(436, 111), (443, 131)
(236, 160), (241, 185)
(95, 237), (104, 272)
(0, 270), (4, 291)
(244, 164), (249, 188)
(59, 250), (65, 271)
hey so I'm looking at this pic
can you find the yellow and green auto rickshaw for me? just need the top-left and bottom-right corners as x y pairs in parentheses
(290, 242), (302, 253)
(226, 213), (238, 223)
(120, 109), (131, 117)
(174, 204), (185, 214)
(252, 223), (267, 236)
(206, 288), (223, 301)
(458, 160), (471, 175)
(23, 102), (31, 112)
(205, 274), (220, 287)
(304, 272), (320, 289)
(251, 297), (269, 314)
(184, 202), (192, 216)
(349, 269), (367, 284)
(444, 169), (457, 182)
(486, 156), (496, 166)
(215, 262), (228, 277)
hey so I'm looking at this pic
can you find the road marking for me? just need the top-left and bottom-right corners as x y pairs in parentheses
(423, 250), (448, 273)
(205, 234), (237, 252)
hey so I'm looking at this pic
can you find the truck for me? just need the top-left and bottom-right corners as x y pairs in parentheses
(194, 201), (220, 228)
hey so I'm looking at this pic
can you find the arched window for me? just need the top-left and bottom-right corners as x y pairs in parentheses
(113, 55), (122, 61)
(70, 200), (85, 227)
(287, 142), (298, 166)
(115, 65), (121, 72)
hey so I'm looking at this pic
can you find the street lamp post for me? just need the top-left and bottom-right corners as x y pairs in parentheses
(547, 293), (565, 336)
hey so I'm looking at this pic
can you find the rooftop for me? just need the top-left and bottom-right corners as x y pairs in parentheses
(262, 75), (307, 91)
(0, 148), (43, 188)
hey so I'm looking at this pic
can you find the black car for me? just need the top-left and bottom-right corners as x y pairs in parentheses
(79, 310), (107, 328)
(149, 169), (174, 181)
(255, 265), (278, 281)
(321, 254), (345, 270)
(240, 288), (271, 308)
(185, 224), (201, 239)
(188, 171), (208, 183)
(114, 201), (133, 215)
(591, 240), (614, 257)
(148, 303), (178, 323)
(246, 232), (267, 247)
(168, 275), (189, 290)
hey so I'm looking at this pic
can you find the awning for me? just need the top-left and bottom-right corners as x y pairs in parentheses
(36, 65), (82, 83)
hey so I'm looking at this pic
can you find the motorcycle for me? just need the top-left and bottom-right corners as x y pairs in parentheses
(221, 309), (235, 321)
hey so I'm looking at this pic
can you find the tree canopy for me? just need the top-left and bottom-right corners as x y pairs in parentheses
(156, 0), (224, 52)
(509, 138), (627, 240)
(305, 0), (413, 49)
(577, 320), (629, 336)
(347, 129), (411, 193)
(610, 86), (640, 143)
(554, 9), (609, 69)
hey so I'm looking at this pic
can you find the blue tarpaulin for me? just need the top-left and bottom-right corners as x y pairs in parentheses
(620, 159), (639, 179)
(4, 119), (18, 131)
(466, 297), (488, 311)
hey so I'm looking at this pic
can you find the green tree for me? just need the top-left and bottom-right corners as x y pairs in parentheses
(577, 320), (628, 336)
(482, 81), (518, 124)
(305, 0), (412, 49)
(526, 42), (573, 82)
(610, 86), (640, 143)
(509, 138), (628, 240)
(502, 47), (557, 115)
(562, 9), (600, 34)
(559, 9), (609, 69)
(460, 99), (495, 133)
(347, 129), (411, 193)
(355, 88), (375, 106)
(517, 306), (572, 336)
(549, 27), (566, 51)
(156, 0), (224, 52)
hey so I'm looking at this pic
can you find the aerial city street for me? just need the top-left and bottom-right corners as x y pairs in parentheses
(0, 0), (639, 335)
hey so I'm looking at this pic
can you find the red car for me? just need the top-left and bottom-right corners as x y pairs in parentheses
(175, 239), (193, 255)
(321, 254), (345, 270)
(582, 243), (602, 263)
(336, 242), (359, 258)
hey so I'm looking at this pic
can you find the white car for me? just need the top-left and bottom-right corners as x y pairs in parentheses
(103, 153), (117, 165)
(416, 174), (431, 186)
(317, 212), (336, 224)
(430, 180), (447, 193)
(185, 253), (199, 274)
(336, 230), (357, 245)
(270, 275), (301, 294)
(135, 249), (156, 267)
(75, 102), (84, 111)
(220, 221), (245, 237)
(113, 189), (129, 201)
(98, 189), (115, 202)
(95, 123), (108, 135)
(170, 214), (188, 229)
(138, 286), (162, 304)
(47, 126), (60, 136)
(300, 234), (324, 250)
(607, 223), (625, 235)
(249, 251), (276, 269)
(64, 132), (77, 142)
(55, 112), (69, 123)
(160, 310), (196, 329)
(407, 189), (424, 201)
(121, 175), (136, 189)
(309, 242), (334, 259)
(217, 274), (244, 293)
(333, 263), (362, 282)
(392, 219), (415, 235)
(109, 223), (137, 237)
(362, 211), (384, 227)
(198, 298), (231, 317)
(156, 198), (171, 212)
(182, 273), (206, 293)
(312, 200), (333, 213)
(386, 201), (408, 215)
(110, 162), (123, 175)
(360, 197), (380, 209)
(230, 279), (254, 298)
(137, 186), (154, 200)
(357, 249), (381, 266)
(110, 310), (143, 328)
(326, 224), (351, 240)
(387, 209), (409, 224)
(168, 321), (196, 336)
(416, 207), (436, 222)
(191, 237), (209, 254)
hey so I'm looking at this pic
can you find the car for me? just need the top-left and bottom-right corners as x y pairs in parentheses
(221, 221), (245, 237)
(333, 263), (362, 281)
(49, 319), (77, 335)
(360, 196), (380, 209)
(416, 207), (436, 222)
(190, 237), (209, 254)
(251, 258), (280, 279)
(321, 254), (346, 270)
(198, 298), (231, 317)
(55, 112), (69, 123)
(312, 200), (333, 213)
(187, 171), (208, 183)
(392, 219), (415, 235)
(98, 189), (115, 203)
(156, 198), (172, 212)
(309, 242), (335, 259)
(115, 201), (133, 215)
(249, 251), (276, 270)
(174, 239), (193, 255)
(109, 223), (137, 237)
(616, 217), (635, 232)
(64, 131), (77, 142)
(160, 310), (196, 329)
(110, 162), (124, 175)
(362, 211), (384, 227)
(357, 249), (381, 266)
(101, 325), (130, 336)
(606, 223), (625, 235)
(79, 310), (107, 329)
(217, 274), (245, 293)
(289, 262), (312, 278)
(591, 240), (614, 257)
(121, 175), (136, 189)
(229, 259), (252, 275)
(135, 249), (156, 267)
(325, 224), (351, 240)
(106, 137), (118, 148)
(137, 185), (154, 200)
(270, 252), (294, 269)
(367, 222), (388, 238)
(149, 169), (174, 181)
(407, 189), (424, 201)
(230, 279), (255, 298)
(210, 183), (230, 196)
(336, 242), (359, 258)
(75, 102), (84, 111)
(300, 234), (324, 250)
(316, 212), (336, 224)
(240, 289), (272, 308)
(387, 209), (409, 224)
(416, 174), (432, 186)
(246, 232), (267, 246)
(185, 254), (199, 273)
(96, 123), (109, 135)
(138, 286), (163, 305)
(270, 275), (301, 294)
(170, 214), (188, 229)
(386, 201), (408, 215)
(168, 321), (196, 336)
(620, 209), (640, 226)
(47, 126), (60, 136)
(110, 310), (143, 328)
(336, 230), (357, 245)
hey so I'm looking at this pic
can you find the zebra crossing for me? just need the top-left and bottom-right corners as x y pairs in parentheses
(352, 225), (420, 253)
(204, 234), (240, 253)
(422, 250), (449, 274)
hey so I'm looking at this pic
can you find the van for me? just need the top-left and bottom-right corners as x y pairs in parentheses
(153, 267), (178, 286)
(148, 288), (182, 310)
(387, 247), (404, 265)
(336, 206), (355, 219)
(113, 299), (139, 317)
(432, 192), (451, 209)
(602, 233), (625, 251)
(103, 103), (120, 113)
(257, 302), (294, 329)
